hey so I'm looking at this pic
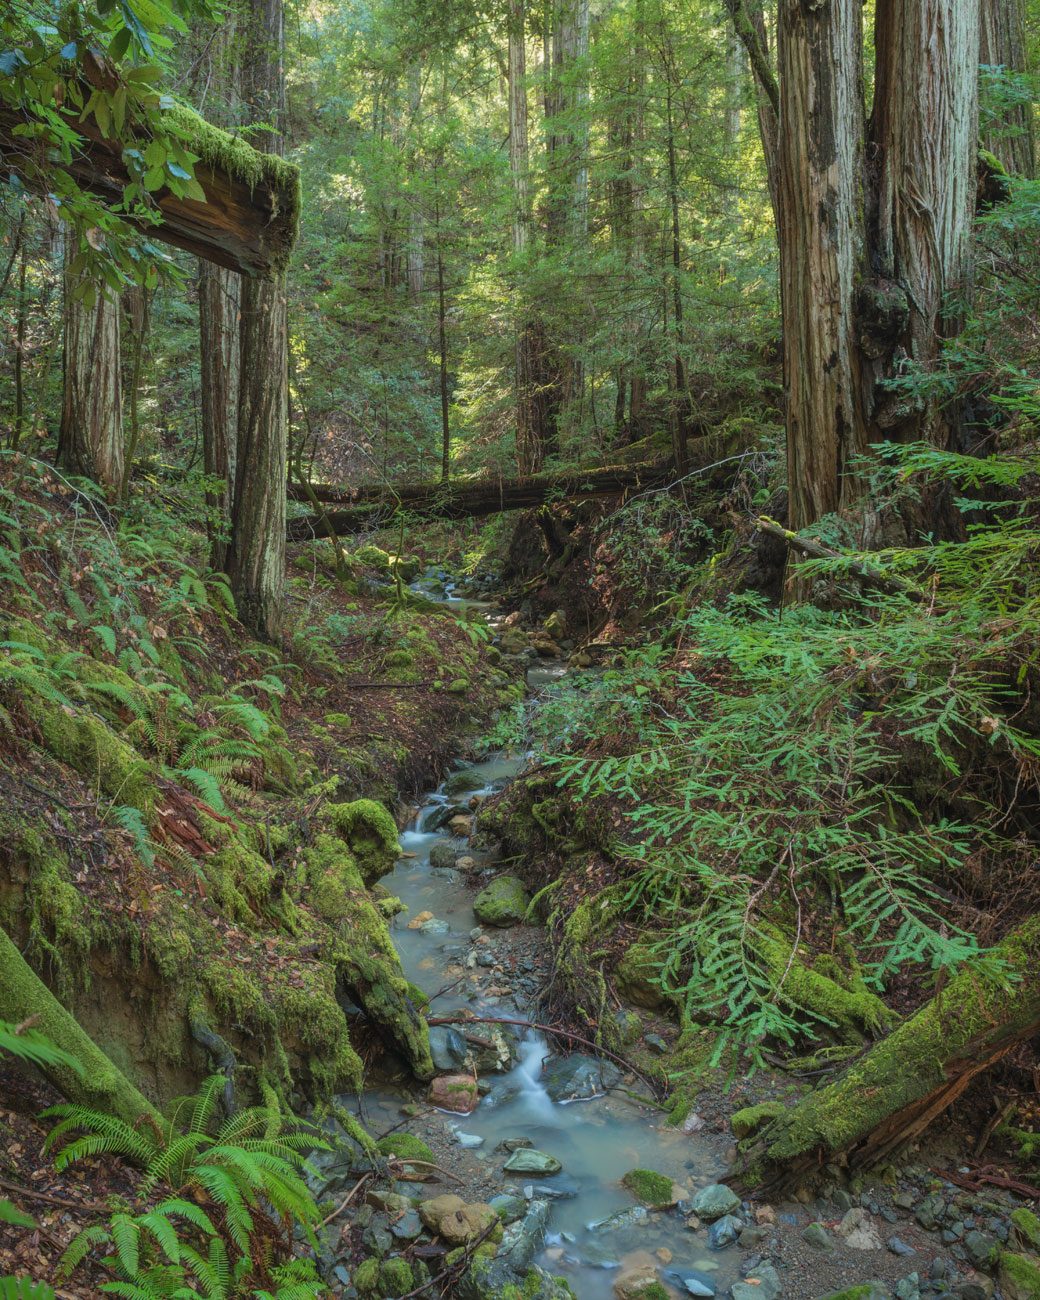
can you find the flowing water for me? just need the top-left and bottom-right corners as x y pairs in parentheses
(351, 596), (744, 1299)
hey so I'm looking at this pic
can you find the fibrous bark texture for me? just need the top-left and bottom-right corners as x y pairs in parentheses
(59, 259), (123, 495)
(199, 261), (240, 573)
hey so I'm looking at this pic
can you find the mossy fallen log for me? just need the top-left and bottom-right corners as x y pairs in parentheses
(0, 924), (159, 1127)
(728, 914), (1040, 1195)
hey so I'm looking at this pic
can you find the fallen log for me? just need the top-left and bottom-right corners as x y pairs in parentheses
(286, 458), (741, 539)
(726, 913), (1040, 1196)
(0, 100), (299, 277)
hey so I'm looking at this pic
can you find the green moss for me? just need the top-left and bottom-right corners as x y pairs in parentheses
(621, 1168), (675, 1207)
(329, 799), (400, 888)
(810, 1288), (878, 1300)
(731, 1101), (786, 1140)
(406, 981), (430, 1011)
(0, 924), (159, 1128)
(18, 669), (155, 813)
(384, 651), (414, 668)
(630, 1285), (669, 1300)
(326, 712), (352, 729)
(164, 102), (301, 267)
(999, 1252), (1040, 1300)
(379, 1258), (413, 1296)
(616, 943), (670, 1010)
(353, 1257), (380, 1298)
(755, 924), (892, 1038)
(377, 1133), (434, 1164)
(1010, 1209), (1040, 1253)
(447, 678), (469, 695)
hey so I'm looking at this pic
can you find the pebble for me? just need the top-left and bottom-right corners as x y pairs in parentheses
(456, 1132), (484, 1148)
(888, 1238), (918, 1257)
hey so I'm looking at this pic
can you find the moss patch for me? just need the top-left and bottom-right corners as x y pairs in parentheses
(377, 1132), (435, 1165)
(621, 1168), (675, 1208)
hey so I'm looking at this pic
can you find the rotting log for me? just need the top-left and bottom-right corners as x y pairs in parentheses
(0, 101), (300, 277)
(0, 924), (160, 1128)
(287, 461), (679, 538)
(727, 913), (1040, 1196)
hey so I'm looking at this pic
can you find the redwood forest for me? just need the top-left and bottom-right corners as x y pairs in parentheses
(0, 0), (1039, 1297)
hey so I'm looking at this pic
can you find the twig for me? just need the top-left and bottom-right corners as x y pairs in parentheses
(424, 1015), (663, 1099)
(975, 1100), (1016, 1160)
(319, 1173), (370, 1227)
(0, 1175), (108, 1214)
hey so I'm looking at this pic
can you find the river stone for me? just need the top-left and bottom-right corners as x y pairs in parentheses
(915, 1196), (946, 1231)
(662, 1266), (717, 1296)
(691, 1184), (743, 1222)
(802, 1222), (835, 1252)
(503, 1148), (562, 1175)
(622, 1168), (678, 1209)
(490, 1194), (527, 1225)
(839, 1208), (884, 1250)
(542, 1054), (621, 1102)
(419, 917), (451, 934)
(588, 1206), (650, 1234)
(888, 1239), (918, 1257)
(429, 1026), (469, 1071)
(428, 1074), (479, 1113)
(732, 1265), (782, 1300)
(429, 842), (457, 869)
(473, 876), (529, 927)
(964, 1232), (997, 1269)
(528, 1178), (581, 1200)
(708, 1215), (743, 1248)
(443, 769), (490, 796)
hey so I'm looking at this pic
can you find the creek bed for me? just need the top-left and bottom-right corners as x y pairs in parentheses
(352, 661), (744, 1300)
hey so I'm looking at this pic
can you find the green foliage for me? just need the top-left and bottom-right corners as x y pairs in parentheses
(47, 1076), (329, 1298)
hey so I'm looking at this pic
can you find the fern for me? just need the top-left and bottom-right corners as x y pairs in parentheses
(0, 1279), (56, 1300)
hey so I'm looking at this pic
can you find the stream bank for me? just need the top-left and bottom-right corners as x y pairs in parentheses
(307, 593), (1036, 1300)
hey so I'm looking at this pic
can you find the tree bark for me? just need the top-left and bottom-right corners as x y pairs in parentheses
(58, 245), (124, 495)
(727, 914), (1040, 1195)
(227, 0), (288, 640)
(776, 0), (864, 528)
(199, 262), (240, 572)
(228, 272), (288, 641)
(979, 0), (1035, 177)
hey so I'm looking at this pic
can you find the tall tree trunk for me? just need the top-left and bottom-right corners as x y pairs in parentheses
(58, 246), (124, 495)
(199, 263), (240, 572)
(776, 0), (865, 529)
(196, 17), (241, 573)
(664, 75), (689, 475)
(732, 0), (980, 532)
(228, 0), (288, 639)
(509, 0), (541, 476)
(437, 231), (450, 482)
(979, 0), (1035, 177)
(406, 59), (425, 299)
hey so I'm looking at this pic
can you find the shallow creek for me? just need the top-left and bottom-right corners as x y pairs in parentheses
(348, 625), (747, 1300)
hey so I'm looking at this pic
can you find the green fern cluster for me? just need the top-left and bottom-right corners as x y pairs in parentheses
(46, 1076), (328, 1299)
(530, 451), (1040, 1066)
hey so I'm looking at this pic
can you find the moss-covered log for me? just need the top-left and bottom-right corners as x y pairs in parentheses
(0, 102), (299, 277)
(728, 914), (1040, 1195)
(0, 924), (159, 1127)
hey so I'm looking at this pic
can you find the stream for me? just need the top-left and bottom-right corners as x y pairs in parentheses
(345, 588), (746, 1300)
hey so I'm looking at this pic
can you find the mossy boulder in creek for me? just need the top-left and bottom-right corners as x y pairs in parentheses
(731, 1101), (786, 1140)
(473, 875), (528, 927)
(379, 1258), (414, 1296)
(419, 1195), (503, 1246)
(621, 1169), (677, 1209)
(1010, 1210), (1040, 1254)
(377, 1133), (434, 1166)
(329, 799), (401, 887)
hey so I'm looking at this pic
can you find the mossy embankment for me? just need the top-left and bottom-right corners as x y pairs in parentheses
(0, 458), (520, 1118)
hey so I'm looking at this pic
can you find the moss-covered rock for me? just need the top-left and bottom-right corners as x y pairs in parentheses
(1010, 1209), (1040, 1254)
(1000, 1252), (1040, 1300)
(616, 943), (668, 1010)
(353, 1257), (381, 1298)
(329, 799), (400, 887)
(377, 1133), (435, 1166)
(473, 876), (528, 927)
(621, 1168), (676, 1208)
(379, 1257), (414, 1297)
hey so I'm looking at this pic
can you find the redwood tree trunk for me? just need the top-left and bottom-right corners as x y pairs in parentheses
(227, 0), (288, 639)
(199, 262), (240, 573)
(59, 251), (124, 495)
(776, 0), (864, 529)
(979, 0), (1035, 177)
(228, 272), (287, 641)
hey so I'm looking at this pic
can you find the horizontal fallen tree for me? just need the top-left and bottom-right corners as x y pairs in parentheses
(727, 913), (1040, 1196)
(286, 455), (754, 538)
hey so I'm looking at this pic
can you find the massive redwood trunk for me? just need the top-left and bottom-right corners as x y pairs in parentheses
(732, 0), (981, 533)
(58, 248), (124, 495)
(199, 262), (240, 573)
(979, 0), (1035, 177)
